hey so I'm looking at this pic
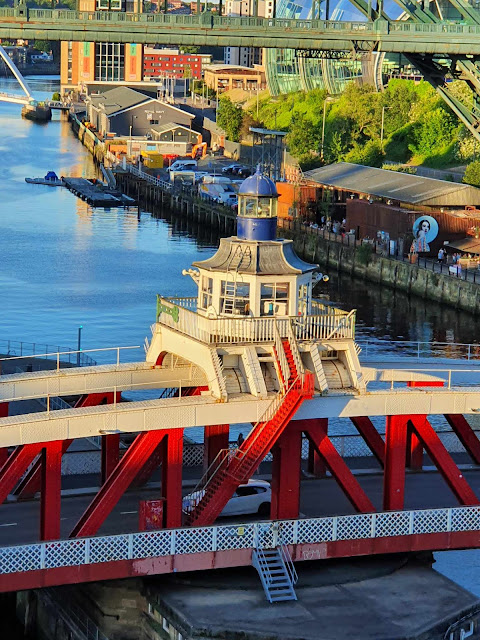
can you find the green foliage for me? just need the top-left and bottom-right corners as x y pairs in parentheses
(181, 46), (200, 54)
(217, 96), (243, 142)
(52, 91), (61, 101)
(357, 243), (373, 265)
(344, 139), (385, 168)
(409, 107), (457, 156)
(463, 161), (480, 187)
(383, 123), (416, 162)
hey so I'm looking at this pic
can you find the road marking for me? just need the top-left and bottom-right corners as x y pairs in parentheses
(0, 522), (17, 527)
(120, 510), (138, 515)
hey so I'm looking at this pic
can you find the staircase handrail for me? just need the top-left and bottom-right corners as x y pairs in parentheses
(254, 548), (275, 587)
(273, 323), (289, 392)
(278, 541), (298, 585)
(182, 447), (236, 514)
(285, 319), (304, 376)
(211, 348), (228, 400)
(324, 309), (356, 340)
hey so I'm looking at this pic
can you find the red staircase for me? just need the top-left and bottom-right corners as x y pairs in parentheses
(184, 340), (314, 527)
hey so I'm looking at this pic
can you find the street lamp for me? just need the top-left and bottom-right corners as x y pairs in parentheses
(320, 96), (336, 162)
(76, 325), (83, 367)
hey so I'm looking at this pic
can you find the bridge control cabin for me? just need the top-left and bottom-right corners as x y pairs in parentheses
(146, 168), (362, 399)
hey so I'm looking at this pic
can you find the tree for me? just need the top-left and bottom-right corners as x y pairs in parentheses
(463, 161), (480, 187)
(286, 116), (321, 161)
(217, 96), (243, 142)
(344, 139), (385, 168)
(181, 46), (200, 54)
(336, 84), (382, 142)
(409, 107), (457, 156)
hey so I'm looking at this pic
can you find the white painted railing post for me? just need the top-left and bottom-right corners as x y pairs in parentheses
(447, 508), (452, 532)
(370, 513), (376, 537)
(332, 517), (338, 541)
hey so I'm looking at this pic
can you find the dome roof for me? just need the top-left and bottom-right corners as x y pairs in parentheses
(238, 169), (278, 197)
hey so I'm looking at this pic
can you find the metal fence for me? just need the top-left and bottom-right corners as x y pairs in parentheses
(0, 338), (97, 366)
(2, 505), (480, 575)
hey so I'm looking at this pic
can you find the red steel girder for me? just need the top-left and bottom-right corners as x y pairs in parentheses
(0, 403), (8, 467)
(350, 416), (385, 467)
(303, 418), (375, 513)
(0, 443), (45, 504)
(409, 415), (479, 506)
(445, 414), (480, 465)
(101, 434), (120, 484)
(40, 441), (63, 541)
(70, 430), (168, 538)
(271, 427), (302, 520)
(383, 415), (408, 511)
(203, 424), (229, 475)
(161, 429), (184, 529)
(406, 425), (423, 471)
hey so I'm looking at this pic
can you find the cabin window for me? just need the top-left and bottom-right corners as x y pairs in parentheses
(200, 276), (213, 310)
(220, 281), (250, 315)
(298, 283), (311, 315)
(260, 282), (289, 316)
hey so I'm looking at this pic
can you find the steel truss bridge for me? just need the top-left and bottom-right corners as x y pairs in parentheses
(2, 339), (480, 592)
(3, 6), (480, 140)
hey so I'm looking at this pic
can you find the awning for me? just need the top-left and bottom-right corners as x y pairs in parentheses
(446, 237), (480, 254)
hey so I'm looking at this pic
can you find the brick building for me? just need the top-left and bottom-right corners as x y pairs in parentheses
(143, 47), (202, 80)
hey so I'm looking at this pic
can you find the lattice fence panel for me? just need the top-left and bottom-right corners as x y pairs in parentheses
(175, 527), (214, 554)
(375, 512), (410, 538)
(132, 531), (173, 559)
(0, 545), (41, 574)
(297, 517), (335, 543)
(278, 521), (296, 545)
(89, 535), (130, 563)
(216, 524), (255, 550)
(45, 540), (87, 568)
(451, 507), (480, 532)
(183, 444), (203, 467)
(337, 514), (373, 540)
(413, 509), (448, 534)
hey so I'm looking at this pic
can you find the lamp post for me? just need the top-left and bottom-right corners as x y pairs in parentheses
(320, 96), (335, 162)
(76, 325), (83, 366)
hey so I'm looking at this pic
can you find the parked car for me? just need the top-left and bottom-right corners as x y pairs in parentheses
(182, 479), (271, 517)
(222, 163), (243, 174)
(237, 167), (252, 177)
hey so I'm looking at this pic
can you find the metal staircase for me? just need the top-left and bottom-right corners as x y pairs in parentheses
(184, 339), (314, 527)
(253, 544), (298, 603)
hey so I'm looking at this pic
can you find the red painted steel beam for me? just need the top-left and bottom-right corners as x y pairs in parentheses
(406, 426), (423, 471)
(307, 438), (327, 478)
(409, 416), (479, 505)
(383, 415), (408, 511)
(203, 424), (229, 475)
(0, 403), (8, 467)
(270, 428), (302, 520)
(8, 529), (480, 593)
(14, 440), (72, 501)
(350, 416), (385, 467)
(162, 429), (184, 529)
(303, 419), (375, 513)
(70, 430), (168, 538)
(0, 443), (45, 504)
(101, 434), (120, 484)
(445, 414), (480, 465)
(40, 441), (63, 541)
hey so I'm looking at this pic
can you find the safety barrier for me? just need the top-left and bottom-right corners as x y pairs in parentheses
(2, 505), (480, 575)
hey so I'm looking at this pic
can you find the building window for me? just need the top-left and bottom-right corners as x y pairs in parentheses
(95, 42), (124, 81)
(220, 281), (250, 315)
(297, 283), (310, 314)
(260, 283), (289, 316)
(201, 276), (213, 309)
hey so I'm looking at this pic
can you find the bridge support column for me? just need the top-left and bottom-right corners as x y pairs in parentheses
(307, 418), (327, 477)
(162, 429), (184, 529)
(350, 416), (385, 467)
(271, 427), (302, 520)
(445, 414), (480, 465)
(0, 402), (8, 467)
(203, 424), (229, 475)
(409, 416), (478, 505)
(40, 441), (63, 541)
(383, 415), (408, 511)
(406, 426), (423, 471)
(101, 434), (120, 484)
(302, 418), (375, 513)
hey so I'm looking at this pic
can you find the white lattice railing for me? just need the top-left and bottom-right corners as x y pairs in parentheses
(2, 506), (480, 575)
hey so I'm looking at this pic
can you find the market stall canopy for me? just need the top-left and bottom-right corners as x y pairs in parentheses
(446, 238), (480, 254)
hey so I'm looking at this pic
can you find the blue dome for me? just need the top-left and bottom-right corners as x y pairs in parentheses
(238, 169), (278, 197)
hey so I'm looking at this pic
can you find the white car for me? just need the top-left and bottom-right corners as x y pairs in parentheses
(183, 479), (271, 517)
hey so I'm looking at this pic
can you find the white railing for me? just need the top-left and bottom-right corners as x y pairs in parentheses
(156, 296), (355, 345)
(357, 339), (480, 362)
(0, 338), (97, 366)
(128, 164), (172, 191)
(364, 367), (480, 391)
(2, 506), (480, 575)
(0, 345), (140, 372)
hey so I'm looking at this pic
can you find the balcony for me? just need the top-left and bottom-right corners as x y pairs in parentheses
(156, 296), (355, 344)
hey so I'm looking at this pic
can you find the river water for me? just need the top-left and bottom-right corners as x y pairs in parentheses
(0, 77), (479, 601)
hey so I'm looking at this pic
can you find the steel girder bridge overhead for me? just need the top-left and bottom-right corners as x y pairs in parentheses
(3, 6), (480, 138)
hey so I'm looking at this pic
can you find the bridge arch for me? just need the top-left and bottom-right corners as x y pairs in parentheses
(0, 44), (32, 104)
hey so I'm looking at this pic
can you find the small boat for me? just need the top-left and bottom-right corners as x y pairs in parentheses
(25, 172), (64, 187)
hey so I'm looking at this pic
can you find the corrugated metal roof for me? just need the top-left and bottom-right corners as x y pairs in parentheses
(446, 238), (480, 253)
(303, 163), (480, 206)
(193, 238), (316, 274)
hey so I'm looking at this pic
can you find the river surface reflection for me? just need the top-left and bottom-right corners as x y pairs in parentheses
(0, 76), (479, 600)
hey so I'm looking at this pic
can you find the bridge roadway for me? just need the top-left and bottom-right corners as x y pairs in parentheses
(1, 9), (480, 54)
(1, 359), (479, 448)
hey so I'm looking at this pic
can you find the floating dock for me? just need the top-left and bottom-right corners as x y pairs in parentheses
(63, 177), (136, 207)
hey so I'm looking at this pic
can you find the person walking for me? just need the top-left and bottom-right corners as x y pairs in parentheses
(438, 247), (445, 265)
(237, 433), (244, 448)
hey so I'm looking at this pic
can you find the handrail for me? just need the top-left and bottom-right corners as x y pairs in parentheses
(182, 447), (236, 514)
(285, 319), (304, 376)
(273, 323), (289, 391)
(0, 345), (140, 370)
(279, 541), (298, 585)
(357, 339), (480, 361)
